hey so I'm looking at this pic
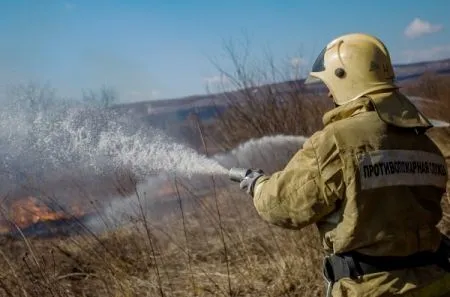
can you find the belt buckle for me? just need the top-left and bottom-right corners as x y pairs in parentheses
(322, 256), (334, 297)
(322, 255), (335, 282)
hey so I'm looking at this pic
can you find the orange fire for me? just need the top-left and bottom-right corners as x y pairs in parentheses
(0, 196), (87, 234)
(0, 181), (182, 235)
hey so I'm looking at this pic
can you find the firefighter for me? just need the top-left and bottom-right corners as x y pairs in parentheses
(239, 33), (450, 296)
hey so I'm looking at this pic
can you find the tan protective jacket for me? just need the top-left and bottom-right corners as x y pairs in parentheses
(253, 91), (450, 296)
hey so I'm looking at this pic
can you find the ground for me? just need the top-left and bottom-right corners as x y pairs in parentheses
(0, 74), (449, 297)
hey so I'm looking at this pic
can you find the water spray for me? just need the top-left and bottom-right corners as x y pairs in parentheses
(0, 85), (310, 233)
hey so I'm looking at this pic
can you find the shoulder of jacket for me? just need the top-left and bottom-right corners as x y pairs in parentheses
(304, 126), (337, 156)
(310, 124), (337, 143)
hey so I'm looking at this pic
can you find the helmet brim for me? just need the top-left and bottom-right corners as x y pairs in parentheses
(304, 74), (322, 85)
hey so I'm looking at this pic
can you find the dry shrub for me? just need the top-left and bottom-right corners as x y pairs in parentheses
(207, 85), (332, 150)
(402, 73), (450, 122)
(203, 38), (333, 150)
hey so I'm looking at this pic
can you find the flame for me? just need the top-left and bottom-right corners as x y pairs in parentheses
(0, 196), (88, 234)
(0, 181), (184, 235)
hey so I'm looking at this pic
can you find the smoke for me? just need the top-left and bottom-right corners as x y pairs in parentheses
(84, 134), (308, 233)
(84, 175), (168, 233)
(213, 134), (307, 174)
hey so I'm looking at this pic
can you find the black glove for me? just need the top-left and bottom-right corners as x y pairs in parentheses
(239, 169), (264, 196)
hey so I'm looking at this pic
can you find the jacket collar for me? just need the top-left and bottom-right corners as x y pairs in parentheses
(322, 97), (375, 126)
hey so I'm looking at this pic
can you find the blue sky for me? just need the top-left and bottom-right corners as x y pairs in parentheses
(1, 0), (450, 103)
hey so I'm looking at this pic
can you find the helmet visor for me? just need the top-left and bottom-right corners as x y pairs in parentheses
(311, 47), (326, 72)
(304, 47), (326, 85)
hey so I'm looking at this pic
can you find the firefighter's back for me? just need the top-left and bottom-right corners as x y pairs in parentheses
(324, 95), (450, 297)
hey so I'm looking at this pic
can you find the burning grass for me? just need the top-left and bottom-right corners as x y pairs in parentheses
(0, 74), (449, 297)
(0, 186), (326, 297)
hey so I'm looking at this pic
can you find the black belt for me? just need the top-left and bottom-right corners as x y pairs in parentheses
(323, 241), (450, 283)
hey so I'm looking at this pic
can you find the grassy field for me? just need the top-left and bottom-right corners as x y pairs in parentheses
(0, 74), (449, 297)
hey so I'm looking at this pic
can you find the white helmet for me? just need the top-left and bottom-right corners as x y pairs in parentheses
(306, 33), (433, 129)
(305, 33), (398, 105)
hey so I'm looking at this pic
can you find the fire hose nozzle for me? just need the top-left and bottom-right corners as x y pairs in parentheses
(228, 167), (252, 183)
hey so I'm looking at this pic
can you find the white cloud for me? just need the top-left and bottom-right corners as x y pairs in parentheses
(402, 44), (450, 63)
(404, 18), (443, 39)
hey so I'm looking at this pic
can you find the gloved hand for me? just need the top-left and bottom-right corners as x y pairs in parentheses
(239, 169), (264, 196)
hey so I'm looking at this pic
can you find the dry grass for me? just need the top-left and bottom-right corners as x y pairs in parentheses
(0, 185), (325, 297)
(0, 74), (449, 297)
